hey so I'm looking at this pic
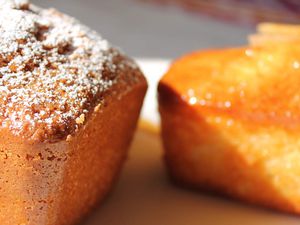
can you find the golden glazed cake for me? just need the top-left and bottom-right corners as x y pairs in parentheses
(158, 23), (300, 214)
(0, 0), (147, 224)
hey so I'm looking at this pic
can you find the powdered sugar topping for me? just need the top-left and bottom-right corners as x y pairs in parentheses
(0, 0), (131, 142)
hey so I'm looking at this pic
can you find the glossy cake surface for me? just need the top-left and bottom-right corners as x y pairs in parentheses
(159, 24), (300, 214)
(160, 44), (300, 128)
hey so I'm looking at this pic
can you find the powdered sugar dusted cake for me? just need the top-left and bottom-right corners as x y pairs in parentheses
(0, 0), (141, 142)
(0, 1), (147, 224)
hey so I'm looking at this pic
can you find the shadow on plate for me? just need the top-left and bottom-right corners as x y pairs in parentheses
(83, 129), (299, 225)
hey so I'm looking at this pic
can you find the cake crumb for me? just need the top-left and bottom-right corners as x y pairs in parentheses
(94, 104), (101, 112)
(66, 135), (72, 142)
(76, 114), (85, 125)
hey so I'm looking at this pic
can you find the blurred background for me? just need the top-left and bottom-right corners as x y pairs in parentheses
(32, 0), (300, 59)
(31, 0), (245, 59)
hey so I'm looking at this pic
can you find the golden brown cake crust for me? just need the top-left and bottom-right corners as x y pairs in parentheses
(160, 45), (300, 130)
(0, 1), (148, 224)
(0, 79), (147, 225)
(0, 0), (144, 143)
(158, 23), (300, 214)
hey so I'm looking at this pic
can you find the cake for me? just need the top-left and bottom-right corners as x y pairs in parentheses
(0, 0), (147, 224)
(158, 23), (300, 214)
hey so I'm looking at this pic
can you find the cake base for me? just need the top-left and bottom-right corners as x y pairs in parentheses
(0, 82), (146, 225)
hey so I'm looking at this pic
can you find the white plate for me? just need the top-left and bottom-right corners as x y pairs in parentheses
(138, 58), (170, 125)
(83, 127), (299, 225)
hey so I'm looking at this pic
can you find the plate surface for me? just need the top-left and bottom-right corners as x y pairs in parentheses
(83, 128), (299, 225)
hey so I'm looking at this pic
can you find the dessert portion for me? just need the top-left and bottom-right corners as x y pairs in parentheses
(249, 23), (300, 46)
(159, 23), (300, 214)
(0, 1), (147, 224)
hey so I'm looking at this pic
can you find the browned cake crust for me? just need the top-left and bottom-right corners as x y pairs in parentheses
(0, 1), (147, 224)
(159, 24), (300, 214)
